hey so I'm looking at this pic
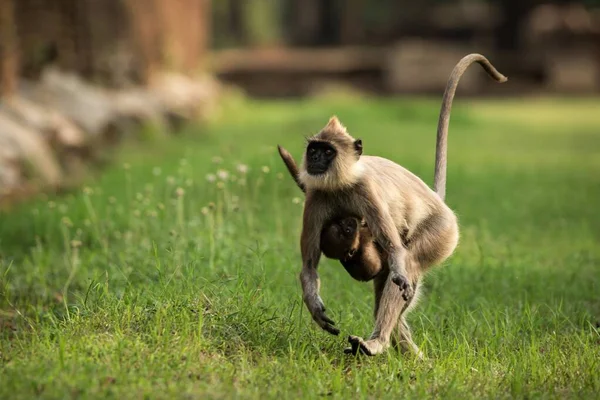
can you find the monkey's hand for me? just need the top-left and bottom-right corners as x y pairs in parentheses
(390, 271), (414, 302)
(305, 296), (340, 336)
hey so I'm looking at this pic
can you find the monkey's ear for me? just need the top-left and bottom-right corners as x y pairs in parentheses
(354, 139), (363, 155)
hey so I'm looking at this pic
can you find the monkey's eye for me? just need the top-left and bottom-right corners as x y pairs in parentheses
(325, 149), (333, 156)
(309, 148), (316, 154)
(345, 228), (351, 234)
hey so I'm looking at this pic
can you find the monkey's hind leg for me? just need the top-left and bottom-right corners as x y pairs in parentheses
(345, 269), (410, 356)
(393, 279), (425, 359)
(396, 316), (425, 360)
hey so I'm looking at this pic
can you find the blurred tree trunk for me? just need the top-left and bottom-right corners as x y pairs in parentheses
(158, 0), (201, 74)
(213, 0), (242, 47)
(228, 0), (246, 45)
(54, 0), (80, 73)
(340, 0), (365, 45)
(5, 0), (211, 88)
(0, 0), (19, 97)
(126, 0), (210, 82)
(496, 0), (535, 51)
(289, 0), (320, 46)
(244, 0), (281, 47)
(196, 0), (211, 71)
(318, 0), (340, 46)
(124, 0), (162, 85)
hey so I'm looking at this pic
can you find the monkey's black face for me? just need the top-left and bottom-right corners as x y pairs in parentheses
(305, 141), (337, 175)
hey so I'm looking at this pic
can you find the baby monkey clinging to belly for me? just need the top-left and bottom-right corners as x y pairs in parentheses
(320, 215), (385, 282)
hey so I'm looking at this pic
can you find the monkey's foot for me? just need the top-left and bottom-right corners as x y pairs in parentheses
(344, 336), (388, 356)
(390, 272), (414, 302)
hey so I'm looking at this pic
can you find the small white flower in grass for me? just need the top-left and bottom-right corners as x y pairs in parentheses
(147, 210), (158, 218)
(123, 163), (130, 170)
(62, 217), (73, 227)
(70, 240), (82, 249)
(201, 207), (209, 215)
(176, 187), (185, 197)
(83, 187), (93, 195)
(206, 174), (216, 183)
(157, 203), (165, 210)
(216, 182), (225, 190)
(133, 210), (141, 217)
(167, 176), (176, 185)
(217, 169), (229, 181)
(208, 202), (216, 210)
(261, 166), (270, 174)
(277, 173), (283, 180)
(236, 164), (249, 174)
(212, 156), (223, 164)
(238, 178), (247, 186)
(152, 167), (162, 176)
(292, 197), (301, 204)
(48, 201), (56, 209)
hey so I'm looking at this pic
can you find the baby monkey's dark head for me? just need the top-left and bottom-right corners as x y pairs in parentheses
(300, 116), (363, 191)
(337, 217), (359, 239)
(336, 217), (361, 261)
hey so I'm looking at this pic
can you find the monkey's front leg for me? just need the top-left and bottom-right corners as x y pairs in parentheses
(300, 220), (339, 336)
(362, 199), (414, 302)
(388, 247), (414, 302)
(299, 259), (339, 335)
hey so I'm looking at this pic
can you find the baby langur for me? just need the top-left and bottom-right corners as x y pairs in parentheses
(321, 217), (384, 282)
(278, 145), (385, 282)
(281, 53), (507, 357)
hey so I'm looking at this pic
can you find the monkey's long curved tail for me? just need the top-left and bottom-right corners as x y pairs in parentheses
(433, 54), (507, 201)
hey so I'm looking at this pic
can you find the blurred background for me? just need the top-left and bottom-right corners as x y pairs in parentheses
(0, 0), (599, 204)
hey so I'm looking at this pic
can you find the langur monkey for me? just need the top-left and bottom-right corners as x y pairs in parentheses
(280, 53), (507, 356)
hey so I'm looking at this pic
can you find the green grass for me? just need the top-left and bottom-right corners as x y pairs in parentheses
(1, 96), (599, 399)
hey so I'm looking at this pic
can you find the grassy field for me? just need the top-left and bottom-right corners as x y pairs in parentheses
(1, 96), (599, 399)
